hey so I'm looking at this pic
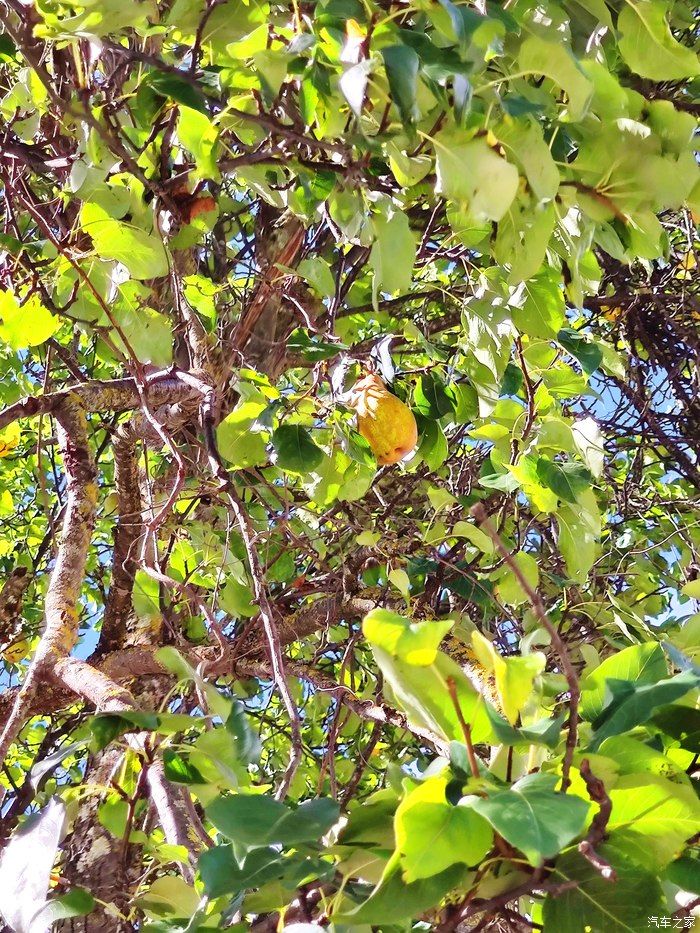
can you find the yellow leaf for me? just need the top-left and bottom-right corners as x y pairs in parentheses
(2, 637), (30, 664)
(0, 422), (20, 457)
(346, 18), (365, 38)
(675, 250), (697, 279)
(600, 304), (625, 322)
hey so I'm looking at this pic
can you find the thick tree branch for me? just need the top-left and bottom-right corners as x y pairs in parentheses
(0, 394), (98, 762)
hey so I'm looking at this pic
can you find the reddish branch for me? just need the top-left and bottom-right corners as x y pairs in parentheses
(577, 758), (616, 881)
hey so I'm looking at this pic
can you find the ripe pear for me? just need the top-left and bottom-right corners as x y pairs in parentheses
(349, 374), (418, 465)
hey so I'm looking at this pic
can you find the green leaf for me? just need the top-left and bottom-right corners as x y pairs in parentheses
(98, 796), (129, 838)
(468, 772), (590, 866)
(81, 202), (169, 280)
(664, 855), (700, 895)
(509, 268), (565, 339)
(206, 794), (339, 851)
(471, 631), (546, 725)
(370, 210), (417, 298)
(543, 847), (665, 932)
(381, 45), (419, 126)
(367, 638), (494, 745)
(287, 328), (345, 361)
(493, 552), (539, 606)
(0, 292), (59, 349)
(272, 424), (324, 473)
(506, 200), (558, 284)
(558, 328), (603, 375)
(137, 875), (200, 918)
(0, 33), (16, 58)
(334, 854), (466, 925)
(89, 712), (160, 751)
(363, 608), (453, 666)
(219, 577), (257, 619)
(217, 426), (267, 469)
(606, 773), (700, 870)
(535, 458), (591, 503)
(681, 579), (700, 599)
(36, 888), (95, 925)
(413, 372), (455, 419)
(133, 569), (161, 620)
(452, 521), (495, 555)
(484, 707), (565, 749)
(556, 488), (601, 583)
(495, 655), (545, 725)
(495, 119), (560, 201)
(417, 418), (449, 471)
(217, 400), (269, 469)
(296, 257), (336, 298)
(178, 106), (220, 179)
(434, 132), (519, 221)
(223, 706), (258, 771)
(518, 35), (593, 121)
(163, 750), (206, 785)
(395, 776), (492, 881)
(580, 642), (668, 721)
(198, 845), (287, 898)
(618, 1), (700, 81)
(589, 669), (700, 750)
(500, 362), (523, 397)
(649, 704), (700, 753)
(145, 70), (208, 113)
(113, 288), (173, 365)
(387, 143), (433, 187)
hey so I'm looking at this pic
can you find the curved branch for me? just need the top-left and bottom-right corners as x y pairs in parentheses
(0, 394), (98, 762)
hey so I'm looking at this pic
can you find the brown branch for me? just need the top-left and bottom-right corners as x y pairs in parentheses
(233, 592), (380, 660)
(232, 219), (306, 354)
(0, 371), (198, 432)
(0, 567), (30, 644)
(99, 422), (145, 653)
(577, 758), (616, 881)
(470, 503), (580, 793)
(146, 757), (201, 882)
(0, 638), (446, 758)
(435, 870), (579, 932)
(0, 394), (99, 763)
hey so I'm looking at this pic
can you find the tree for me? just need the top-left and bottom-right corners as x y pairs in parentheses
(0, 0), (698, 930)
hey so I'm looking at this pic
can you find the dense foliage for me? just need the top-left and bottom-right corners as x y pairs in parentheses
(0, 0), (698, 930)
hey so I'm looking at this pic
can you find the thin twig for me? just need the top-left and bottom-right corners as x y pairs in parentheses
(190, 377), (304, 798)
(470, 503), (580, 793)
(446, 676), (480, 777)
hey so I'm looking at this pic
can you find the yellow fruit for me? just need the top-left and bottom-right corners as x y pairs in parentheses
(348, 375), (418, 465)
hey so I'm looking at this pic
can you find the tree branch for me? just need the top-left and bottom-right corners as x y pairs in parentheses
(471, 503), (580, 793)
